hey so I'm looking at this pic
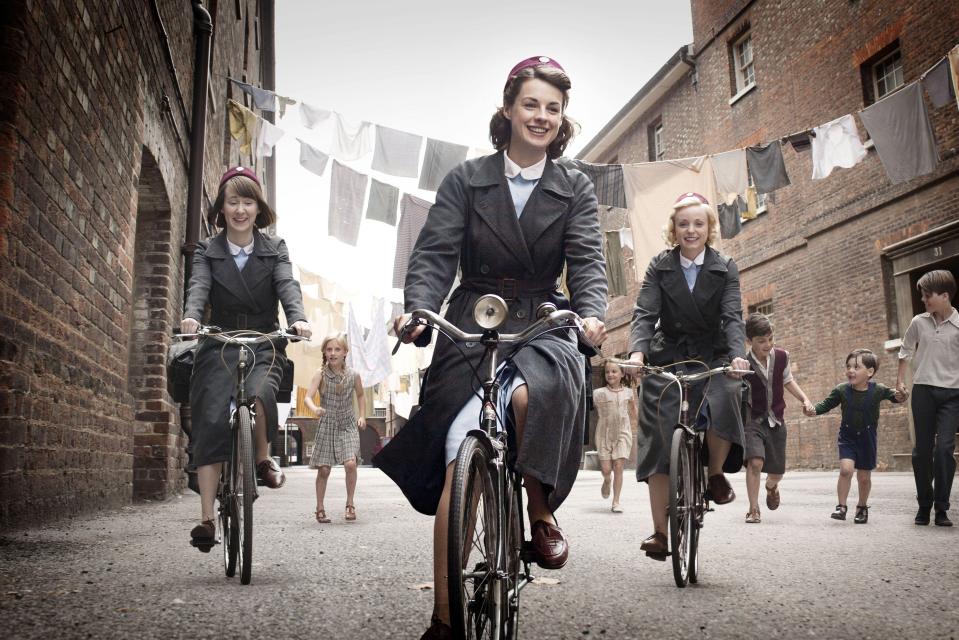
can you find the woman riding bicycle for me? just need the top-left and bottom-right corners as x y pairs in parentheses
(627, 192), (749, 559)
(181, 166), (311, 549)
(373, 57), (607, 639)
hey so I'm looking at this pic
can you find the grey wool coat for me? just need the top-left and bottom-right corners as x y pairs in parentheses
(183, 230), (306, 466)
(373, 151), (608, 515)
(629, 245), (747, 481)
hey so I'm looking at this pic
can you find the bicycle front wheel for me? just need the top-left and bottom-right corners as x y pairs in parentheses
(669, 426), (693, 588)
(501, 479), (523, 640)
(236, 405), (255, 585)
(688, 436), (704, 584)
(448, 435), (500, 640)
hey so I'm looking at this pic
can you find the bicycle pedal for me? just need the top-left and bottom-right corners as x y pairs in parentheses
(189, 538), (218, 552)
(520, 542), (538, 564)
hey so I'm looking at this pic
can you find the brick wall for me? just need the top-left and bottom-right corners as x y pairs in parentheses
(0, 0), (272, 527)
(597, 0), (959, 470)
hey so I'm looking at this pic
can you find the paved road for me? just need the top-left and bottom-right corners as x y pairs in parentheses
(3, 467), (958, 639)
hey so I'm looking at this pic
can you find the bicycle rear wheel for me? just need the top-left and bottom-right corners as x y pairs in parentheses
(669, 426), (692, 588)
(220, 484), (238, 577)
(236, 406), (255, 585)
(448, 435), (500, 640)
(688, 437), (704, 584)
(501, 479), (523, 640)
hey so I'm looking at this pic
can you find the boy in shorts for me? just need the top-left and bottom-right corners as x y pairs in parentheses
(805, 349), (906, 524)
(742, 313), (814, 523)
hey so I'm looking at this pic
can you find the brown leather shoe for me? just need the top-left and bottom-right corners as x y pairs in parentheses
(531, 520), (568, 569)
(190, 519), (215, 552)
(420, 615), (453, 640)
(256, 458), (285, 489)
(707, 473), (735, 505)
(765, 484), (780, 510)
(640, 531), (668, 560)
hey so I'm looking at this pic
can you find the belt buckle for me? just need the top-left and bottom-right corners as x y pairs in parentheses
(237, 313), (248, 329)
(500, 278), (517, 300)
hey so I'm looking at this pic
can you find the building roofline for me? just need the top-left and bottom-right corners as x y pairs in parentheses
(576, 44), (693, 163)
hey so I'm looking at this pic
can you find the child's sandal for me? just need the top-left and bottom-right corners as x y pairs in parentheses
(830, 504), (848, 521)
(345, 504), (356, 521)
(854, 505), (869, 524)
(745, 508), (761, 524)
(315, 509), (331, 524)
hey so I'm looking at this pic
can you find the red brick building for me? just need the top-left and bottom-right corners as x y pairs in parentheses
(0, 0), (276, 527)
(580, 0), (959, 470)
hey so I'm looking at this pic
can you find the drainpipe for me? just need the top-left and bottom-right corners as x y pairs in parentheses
(183, 1), (213, 281)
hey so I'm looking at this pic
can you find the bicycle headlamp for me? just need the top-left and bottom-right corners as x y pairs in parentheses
(473, 295), (508, 330)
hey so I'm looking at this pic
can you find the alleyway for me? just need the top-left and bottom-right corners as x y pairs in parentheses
(3, 468), (958, 639)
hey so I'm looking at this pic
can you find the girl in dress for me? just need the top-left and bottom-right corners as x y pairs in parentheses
(594, 360), (637, 512)
(305, 334), (366, 523)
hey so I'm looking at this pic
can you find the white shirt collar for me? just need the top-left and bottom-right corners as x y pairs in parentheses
(679, 249), (706, 269)
(921, 308), (959, 329)
(227, 238), (255, 256)
(504, 152), (547, 180)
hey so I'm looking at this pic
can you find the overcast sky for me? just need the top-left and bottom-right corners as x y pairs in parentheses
(271, 0), (692, 312)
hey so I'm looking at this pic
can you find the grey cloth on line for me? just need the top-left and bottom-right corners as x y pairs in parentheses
(561, 159), (627, 208)
(328, 161), (368, 246)
(298, 138), (330, 177)
(923, 58), (956, 109)
(859, 82), (939, 185)
(718, 196), (744, 240)
(604, 231), (626, 297)
(229, 78), (276, 111)
(746, 142), (791, 192)
(372, 126), (423, 178)
(366, 178), (400, 226)
(392, 193), (432, 288)
(418, 139), (468, 192)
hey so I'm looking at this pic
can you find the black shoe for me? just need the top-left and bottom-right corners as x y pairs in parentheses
(935, 510), (953, 527)
(830, 504), (847, 520)
(915, 507), (931, 526)
(854, 505), (869, 524)
(190, 519), (216, 552)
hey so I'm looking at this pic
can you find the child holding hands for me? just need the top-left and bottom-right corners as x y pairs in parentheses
(305, 334), (366, 523)
(804, 348), (906, 523)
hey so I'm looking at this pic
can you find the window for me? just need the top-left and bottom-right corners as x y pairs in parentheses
(749, 172), (767, 214)
(873, 48), (903, 100)
(731, 32), (755, 97)
(647, 119), (664, 162)
(748, 300), (774, 320)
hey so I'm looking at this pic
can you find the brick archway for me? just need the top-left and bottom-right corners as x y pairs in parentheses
(129, 148), (185, 499)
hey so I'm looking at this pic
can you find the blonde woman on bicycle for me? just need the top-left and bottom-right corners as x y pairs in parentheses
(181, 166), (311, 549)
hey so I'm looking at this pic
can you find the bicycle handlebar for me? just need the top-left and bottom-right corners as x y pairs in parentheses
(610, 360), (752, 383)
(398, 307), (594, 350)
(172, 326), (310, 344)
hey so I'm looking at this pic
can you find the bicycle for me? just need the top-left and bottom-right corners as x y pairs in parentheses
(172, 325), (307, 585)
(613, 360), (751, 588)
(396, 295), (594, 639)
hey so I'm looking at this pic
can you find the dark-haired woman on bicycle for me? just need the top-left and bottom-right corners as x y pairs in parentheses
(373, 57), (607, 639)
(627, 193), (749, 559)
(181, 166), (311, 549)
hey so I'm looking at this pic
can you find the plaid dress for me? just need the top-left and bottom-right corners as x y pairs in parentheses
(309, 366), (361, 467)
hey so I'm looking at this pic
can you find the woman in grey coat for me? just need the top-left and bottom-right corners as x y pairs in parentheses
(626, 192), (749, 560)
(180, 167), (311, 549)
(373, 57), (607, 639)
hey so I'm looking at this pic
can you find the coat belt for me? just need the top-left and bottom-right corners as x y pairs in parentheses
(459, 277), (557, 300)
(209, 310), (278, 330)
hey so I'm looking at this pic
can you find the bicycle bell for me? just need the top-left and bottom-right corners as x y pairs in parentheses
(473, 294), (508, 330)
(535, 302), (557, 319)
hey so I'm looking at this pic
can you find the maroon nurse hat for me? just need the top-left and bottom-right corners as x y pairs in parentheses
(218, 165), (261, 190)
(673, 192), (710, 209)
(505, 56), (566, 88)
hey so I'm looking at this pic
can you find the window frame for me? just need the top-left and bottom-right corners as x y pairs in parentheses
(730, 31), (757, 103)
(872, 48), (904, 101)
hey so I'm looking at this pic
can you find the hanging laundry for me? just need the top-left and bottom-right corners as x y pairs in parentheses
(277, 95), (297, 118)
(859, 81), (940, 184)
(743, 186), (759, 220)
(366, 178), (400, 225)
(297, 138), (330, 177)
(811, 114), (867, 179)
(256, 118), (284, 157)
(229, 78), (276, 112)
(949, 45), (959, 111)
(418, 138), (468, 192)
(618, 227), (634, 252)
(467, 147), (497, 159)
(346, 299), (392, 388)
(718, 196), (745, 239)
(328, 160), (368, 246)
(604, 231), (626, 297)
(621, 155), (720, 282)
(332, 113), (372, 161)
(746, 142), (791, 192)
(923, 58), (955, 109)
(372, 125), (423, 178)
(299, 102), (333, 129)
(710, 149), (748, 205)
(561, 159), (627, 208)
(390, 301), (404, 322)
(227, 99), (259, 156)
(392, 193), (433, 288)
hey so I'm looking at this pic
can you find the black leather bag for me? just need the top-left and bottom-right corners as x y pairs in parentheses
(166, 339), (198, 403)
